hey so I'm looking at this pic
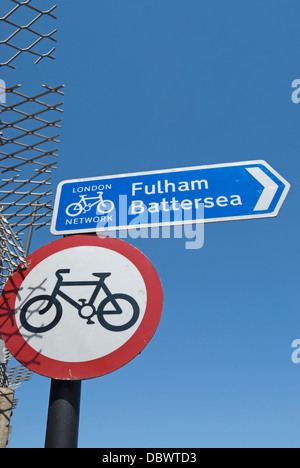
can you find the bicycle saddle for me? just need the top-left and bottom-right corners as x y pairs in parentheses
(92, 272), (111, 279)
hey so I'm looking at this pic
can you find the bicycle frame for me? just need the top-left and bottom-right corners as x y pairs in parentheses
(53, 269), (112, 312)
(78, 192), (103, 209)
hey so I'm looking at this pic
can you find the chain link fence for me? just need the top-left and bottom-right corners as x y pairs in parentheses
(0, 83), (64, 383)
(0, 0), (57, 69)
(0, 0), (63, 447)
(0, 84), (64, 235)
(0, 83), (64, 409)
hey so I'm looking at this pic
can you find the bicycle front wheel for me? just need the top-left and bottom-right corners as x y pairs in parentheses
(20, 295), (62, 334)
(97, 200), (114, 214)
(97, 294), (140, 332)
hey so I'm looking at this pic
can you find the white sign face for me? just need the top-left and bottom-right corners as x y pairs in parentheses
(0, 236), (163, 380)
(15, 246), (147, 363)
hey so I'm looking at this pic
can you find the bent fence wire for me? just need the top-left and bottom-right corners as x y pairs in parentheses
(0, 0), (57, 69)
(0, 85), (64, 426)
(0, 211), (26, 389)
(0, 84), (64, 236)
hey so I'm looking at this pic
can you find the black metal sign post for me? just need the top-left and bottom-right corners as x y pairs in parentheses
(44, 231), (82, 449)
(45, 379), (81, 448)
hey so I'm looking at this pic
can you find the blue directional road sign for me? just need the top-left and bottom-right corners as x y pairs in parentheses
(50, 160), (290, 235)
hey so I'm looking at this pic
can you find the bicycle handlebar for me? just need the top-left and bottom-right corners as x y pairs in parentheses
(55, 269), (71, 280)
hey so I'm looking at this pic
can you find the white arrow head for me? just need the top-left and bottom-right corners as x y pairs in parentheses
(246, 167), (279, 211)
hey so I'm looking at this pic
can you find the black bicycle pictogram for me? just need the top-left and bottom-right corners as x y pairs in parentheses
(20, 269), (140, 334)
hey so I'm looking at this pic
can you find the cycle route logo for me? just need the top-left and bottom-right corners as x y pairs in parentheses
(65, 191), (114, 217)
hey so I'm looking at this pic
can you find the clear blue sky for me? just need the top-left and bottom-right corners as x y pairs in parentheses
(1, 0), (300, 448)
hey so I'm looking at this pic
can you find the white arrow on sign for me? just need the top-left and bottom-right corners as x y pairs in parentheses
(246, 167), (279, 211)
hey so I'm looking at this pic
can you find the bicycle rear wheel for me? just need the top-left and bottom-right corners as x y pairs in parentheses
(20, 295), (62, 334)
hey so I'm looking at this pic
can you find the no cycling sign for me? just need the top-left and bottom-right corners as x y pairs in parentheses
(0, 235), (163, 380)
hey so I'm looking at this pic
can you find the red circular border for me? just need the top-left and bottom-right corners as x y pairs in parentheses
(0, 235), (163, 380)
